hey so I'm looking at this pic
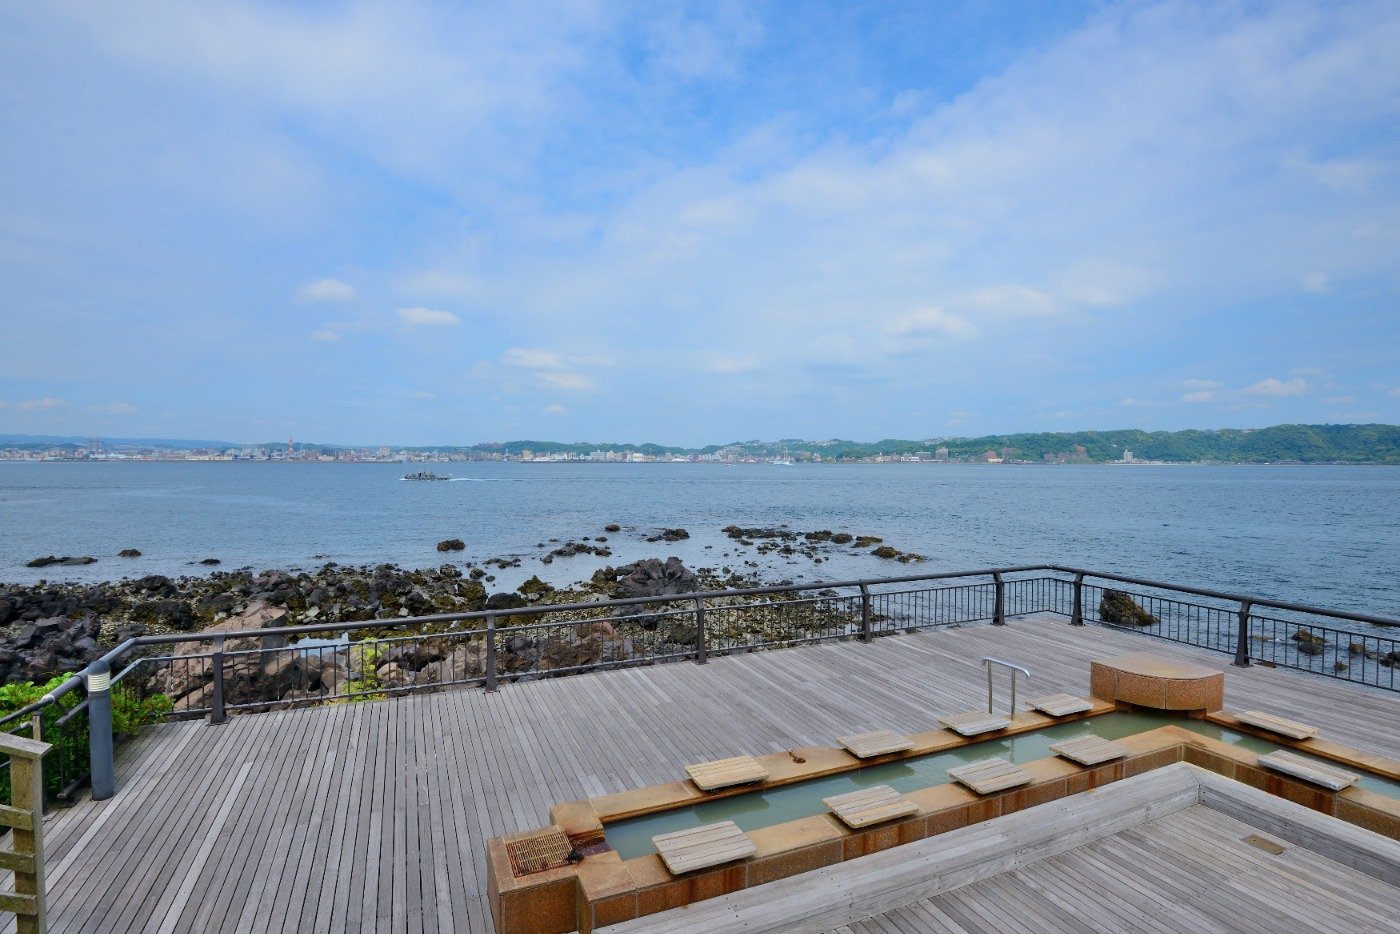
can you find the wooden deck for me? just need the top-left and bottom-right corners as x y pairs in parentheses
(832, 805), (1396, 934)
(16, 617), (1400, 933)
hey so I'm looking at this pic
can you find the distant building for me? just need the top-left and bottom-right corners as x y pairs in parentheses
(934, 447), (949, 462)
(915, 451), (932, 461)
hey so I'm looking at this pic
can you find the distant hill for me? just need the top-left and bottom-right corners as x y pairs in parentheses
(3, 424), (1398, 464)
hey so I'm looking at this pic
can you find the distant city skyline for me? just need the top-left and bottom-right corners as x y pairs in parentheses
(2, 1), (1398, 447)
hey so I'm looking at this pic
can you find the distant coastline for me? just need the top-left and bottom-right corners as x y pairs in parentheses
(1, 423), (1397, 466)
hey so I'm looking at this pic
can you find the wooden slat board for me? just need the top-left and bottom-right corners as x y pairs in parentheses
(1026, 693), (1095, 717)
(838, 730), (915, 759)
(1257, 750), (1358, 790)
(652, 821), (756, 875)
(15, 615), (1400, 934)
(1050, 734), (1128, 766)
(823, 784), (920, 829)
(683, 755), (769, 791)
(1236, 710), (1321, 740)
(938, 711), (1011, 737)
(946, 757), (1031, 794)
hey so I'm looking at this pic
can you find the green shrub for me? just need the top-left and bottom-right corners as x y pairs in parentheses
(0, 669), (172, 805)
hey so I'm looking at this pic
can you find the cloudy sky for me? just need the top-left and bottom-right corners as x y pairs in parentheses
(1, 0), (1397, 446)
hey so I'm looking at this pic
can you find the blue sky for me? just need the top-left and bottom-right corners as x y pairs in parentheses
(1, 0), (1397, 446)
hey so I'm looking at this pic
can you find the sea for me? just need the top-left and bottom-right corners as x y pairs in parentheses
(0, 461), (1396, 621)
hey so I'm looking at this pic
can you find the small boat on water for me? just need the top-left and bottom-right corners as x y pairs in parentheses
(402, 471), (452, 481)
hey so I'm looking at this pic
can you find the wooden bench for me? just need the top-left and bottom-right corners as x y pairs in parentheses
(1257, 750), (1358, 791)
(684, 756), (769, 791)
(1026, 693), (1095, 717)
(822, 785), (919, 829)
(938, 711), (1011, 737)
(1235, 711), (1320, 740)
(837, 730), (914, 759)
(947, 757), (1031, 794)
(652, 821), (757, 874)
(1049, 734), (1128, 766)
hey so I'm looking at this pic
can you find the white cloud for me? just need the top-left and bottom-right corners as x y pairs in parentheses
(501, 348), (565, 370)
(1301, 272), (1329, 293)
(486, 346), (607, 392)
(1181, 391), (1217, 403)
(310, 329), (341, 342)
(1181, 379), (1222, 390)
(395, 307), (461, 327)
(1053, 261), (1157, 308)
(296, 278), (357, 302)
(959, 285), (1057, 317)
(103, 402), (138, 415)
(544, 403), (567, 415)
(401, 269), (481, 299)
(1243, 378), (1308, 397)
(410, 390), (434, 400)
(699, 353), (763, 374)
(13, 397), (66, 411)
(888, 307), (978, 338)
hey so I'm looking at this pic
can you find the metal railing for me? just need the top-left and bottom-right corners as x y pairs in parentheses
(0, 563), (1395, 808)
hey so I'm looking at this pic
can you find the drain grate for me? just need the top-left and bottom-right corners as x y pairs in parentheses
(506, 829), (574, 877)
(1242, 833), (1285, 855)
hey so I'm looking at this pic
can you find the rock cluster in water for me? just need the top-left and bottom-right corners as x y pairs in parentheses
(719, 526), (924, 564)
(1097, 590), (1158, 626)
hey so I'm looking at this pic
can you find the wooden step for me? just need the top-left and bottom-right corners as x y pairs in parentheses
(823, 785), (920, 829)
(1257, 750), (1358, 791)
(837, 730), (914, 759)
(938, 711), (1011, 737)
(1235, 710), (1320, 740)
(946, 757), (1031, 794)
(0, 805), (32, 832)
(652, 821), (757, 874)
(1026, 693), (1095, 717)
(1049, 734), (1128, 766)
(684, 755), (769, 791)
(0, 892), (37, 916)
(0, 849), (35, 875)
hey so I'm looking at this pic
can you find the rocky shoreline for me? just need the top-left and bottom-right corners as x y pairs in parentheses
(0, 522), (933, 716)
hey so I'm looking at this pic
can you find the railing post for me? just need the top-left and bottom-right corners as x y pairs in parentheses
(1, 731), (51, 934)
(992, 572), (1005, 625)
(209, 636), (228, 725)
(859, 584), (872, 643)
(86, 660), (115, 800)
(1070, 573), (1085, 625)
(484, 614), (498, 692)
(1233, 599), (1253, 668)
(693, 598), (708, 664)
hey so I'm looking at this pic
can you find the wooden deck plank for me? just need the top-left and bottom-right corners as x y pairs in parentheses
(13, 617), (1400, 933)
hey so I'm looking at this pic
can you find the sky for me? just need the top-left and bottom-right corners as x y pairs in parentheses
(1, 0), (1398, 446)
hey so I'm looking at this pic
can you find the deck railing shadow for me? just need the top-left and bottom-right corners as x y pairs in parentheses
(1, 564), (1396, 808)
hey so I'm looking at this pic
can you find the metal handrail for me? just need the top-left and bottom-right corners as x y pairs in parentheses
(981, 657), (1031, 717)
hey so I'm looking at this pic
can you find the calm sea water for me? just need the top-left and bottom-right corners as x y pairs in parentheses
(0, 461), (1396, 619)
